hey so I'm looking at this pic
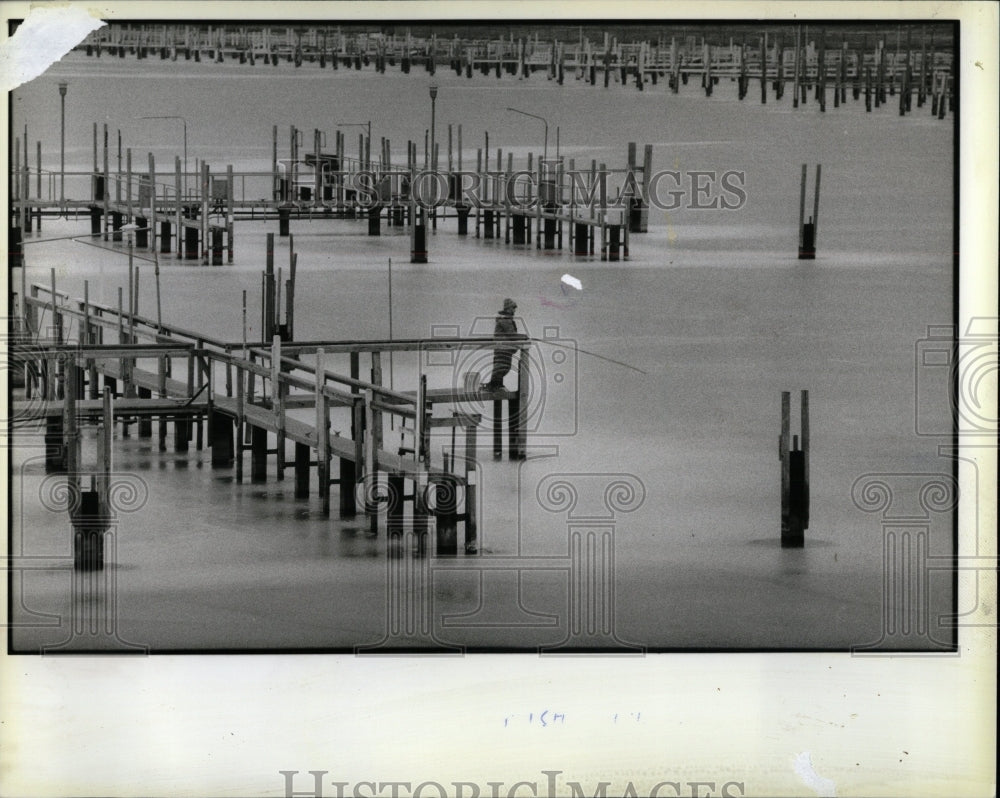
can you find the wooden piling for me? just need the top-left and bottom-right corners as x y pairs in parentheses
(434, 476), (459, 556)
(817, 29), (826, 112)
(811, 163), (821, 250)
(251, 425), (268, 482)
(84, 285), (99, 399)
(62, 354), (78, 478)
(264, 233), (275, 339)
(493, 398), (503, 459)
(800, 389), (810, 530)
(210, 407), (234, 467)
(797, 163), (821, 260)
(780, 390), (791, 543)
(918, 28), (928, 107)
(780, 390), (809, 547)
(792, 26), (800, 108)
(103, 124), (110, 241)
(272, 335), (285, 479)
(775, 34), (785, 99)
(349, 398), (364, 516)
(174, 416), (190, 453)
(138, 387), (152, 437)
(512, 347), (529, 459)
(839, 38), (848, 105)
(74, 387), (113, 571)
(416, 373), (428, 464)
(703, 40), (713, 96)
(411, 206), (427, 263)
(363, 388), (379, 527)
(387, 472), (405, 537)
(876, 37), (885, 106)
(464, 422), (478, 552)
(294, 442), (310, 498)
(338, 352), (358, 516)
(760, 34), (767, 104)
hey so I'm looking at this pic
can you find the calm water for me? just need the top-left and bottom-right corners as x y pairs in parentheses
(8, 51), (954, 651)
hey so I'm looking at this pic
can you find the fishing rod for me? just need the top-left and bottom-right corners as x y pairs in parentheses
(528, 337), (647, 375)
(23, 229), (160, 264)
(75, 236), (160, 264)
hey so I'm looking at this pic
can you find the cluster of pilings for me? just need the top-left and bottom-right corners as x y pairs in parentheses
(780, 390), (810, 547)
(8, 122), (236, 265)
(71, 24), (955, 110)
(798, 164), (821, 260)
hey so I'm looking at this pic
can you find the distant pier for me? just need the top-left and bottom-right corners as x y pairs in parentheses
(11, 115), (655, 264)
(71, 22), (955, 110)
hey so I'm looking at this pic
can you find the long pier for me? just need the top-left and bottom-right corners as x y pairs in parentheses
(11, 269), (539, 565)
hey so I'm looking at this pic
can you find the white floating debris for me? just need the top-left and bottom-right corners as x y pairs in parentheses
(561, 274), (583, 291)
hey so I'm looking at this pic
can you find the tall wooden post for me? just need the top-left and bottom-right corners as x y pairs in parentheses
(272, 335), (285, 479)
(798, 163), (807, 255)
(235, 352), (245, 482)
(148, 152), (158, 253)
(464, 420), (478, 552)
(63, 354), (79, 484)
(760, 34), (767, 104)
(251, 425), (268, 482)
(316, 349), (331, 515)
(340, 352), (360, 516)
(780, 390), (791, 543)
(800, 389), (810, 531)
(264, 233), (275, 340)
(103, 124), (110, 241)
(364, 388), (379, 531)
(798, 163), (820, 260)
(780, 390), (809, 547)
(792, 26), (801, 108)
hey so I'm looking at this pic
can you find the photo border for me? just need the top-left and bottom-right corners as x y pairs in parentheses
(1, 1), (995, 796)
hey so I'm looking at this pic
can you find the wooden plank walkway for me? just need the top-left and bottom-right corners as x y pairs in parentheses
(12, 396), (209, 420)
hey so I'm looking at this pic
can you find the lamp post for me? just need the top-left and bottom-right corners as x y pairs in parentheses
(506, 107), (548, 163)
(58, 82), (67, 209)
(139, 115), (187, 196)
(429, 85), (438, 173)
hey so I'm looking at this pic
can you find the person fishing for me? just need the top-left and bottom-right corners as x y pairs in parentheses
(483, 298), (519, 392)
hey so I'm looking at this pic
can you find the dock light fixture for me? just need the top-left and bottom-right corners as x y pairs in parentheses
(58, 82), (67, 209)
(337, 121), (372, 167)
(506, 106), (548, 164)
(429, 85), (438, 172)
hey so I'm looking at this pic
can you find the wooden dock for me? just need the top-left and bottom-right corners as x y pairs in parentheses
(9, 274), (542, 563)
(11, 121), (651, 264)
